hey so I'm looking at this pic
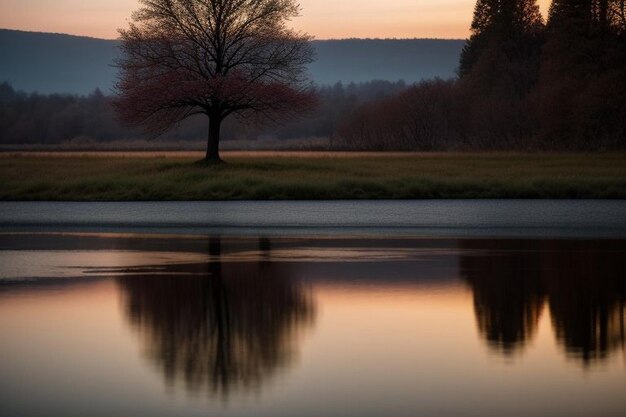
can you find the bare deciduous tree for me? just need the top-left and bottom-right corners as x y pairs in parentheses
(114, 0), (317, 162)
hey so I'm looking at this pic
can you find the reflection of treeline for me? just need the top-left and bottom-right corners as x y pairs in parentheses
(116, 238), (314, 397)
(338, 0), (626, 150)
(0, 80), (405, 145)
(462, 239), (626, 366)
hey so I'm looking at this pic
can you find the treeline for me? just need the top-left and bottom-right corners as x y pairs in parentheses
(2, 0), (624, 151)
(338, 0), (626, 150)
(0, 80), (406, 145)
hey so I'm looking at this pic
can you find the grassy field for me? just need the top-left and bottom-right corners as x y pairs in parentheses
(1, 151), (625, 200)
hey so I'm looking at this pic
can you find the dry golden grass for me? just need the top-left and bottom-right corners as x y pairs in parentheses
(1, 152), (625, 200)
(0, 151), (470, 158)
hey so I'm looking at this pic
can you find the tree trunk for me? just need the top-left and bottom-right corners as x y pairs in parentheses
(599, 0), (608, 35)
(205, 115), (222, 163)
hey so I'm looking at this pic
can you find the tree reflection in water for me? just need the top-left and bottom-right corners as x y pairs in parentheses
(462, 239), (626, 366)
(116, 237), (314, 398)
(461, 240), (545, 355)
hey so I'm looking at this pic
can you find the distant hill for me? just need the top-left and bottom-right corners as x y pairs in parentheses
(0, 30), (119, 95)
(0, 29), (464, 95)
(310, 39), (463, 86)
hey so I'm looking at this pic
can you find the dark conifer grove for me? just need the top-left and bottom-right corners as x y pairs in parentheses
(338, 0), (626, 150)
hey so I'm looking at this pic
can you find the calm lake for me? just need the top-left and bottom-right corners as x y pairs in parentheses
(1, 201), (626, 417)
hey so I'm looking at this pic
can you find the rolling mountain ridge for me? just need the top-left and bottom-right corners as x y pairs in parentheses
(0, 29), (464, 95)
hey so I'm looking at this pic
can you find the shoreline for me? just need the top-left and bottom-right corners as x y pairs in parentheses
(2, 200), (625, 238)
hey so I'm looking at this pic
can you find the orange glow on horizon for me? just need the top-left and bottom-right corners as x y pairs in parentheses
(0, 0), (554, 40)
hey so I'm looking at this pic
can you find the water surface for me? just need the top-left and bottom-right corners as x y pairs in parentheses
(2, 200), (625, 237)
(1, 233), (625, 417)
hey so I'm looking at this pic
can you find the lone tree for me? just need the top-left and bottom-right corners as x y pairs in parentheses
(114, 0), (317, 163)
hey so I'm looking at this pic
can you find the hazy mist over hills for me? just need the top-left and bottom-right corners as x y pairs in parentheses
(0, 29), (464, 95)
(0, 30), (119, 95)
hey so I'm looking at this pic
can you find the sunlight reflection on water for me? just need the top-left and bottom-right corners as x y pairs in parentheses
(0, 233), (625, 417)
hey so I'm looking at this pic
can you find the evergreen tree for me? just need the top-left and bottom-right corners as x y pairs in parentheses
(459, 0), (544, 77)
(457, 0), (544, 149)
(537, 0), (626, 148)
(548, 0), (625, 34)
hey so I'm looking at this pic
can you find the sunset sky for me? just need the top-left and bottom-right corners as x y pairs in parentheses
(1, 0), (552, 40)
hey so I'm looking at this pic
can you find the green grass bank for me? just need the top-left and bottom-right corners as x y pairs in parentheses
(1, 152), (625, 200)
